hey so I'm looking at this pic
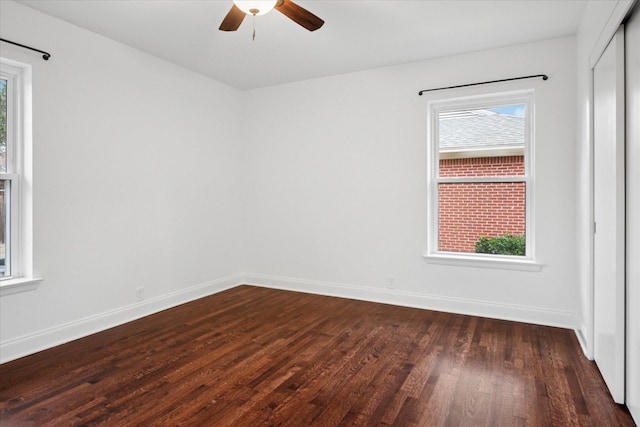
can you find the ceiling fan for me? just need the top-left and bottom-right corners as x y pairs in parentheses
(219, 0), (324, 32)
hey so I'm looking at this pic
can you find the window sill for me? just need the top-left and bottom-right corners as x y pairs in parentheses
(423, 253), (542, 272)
(0, 277), (44, 297)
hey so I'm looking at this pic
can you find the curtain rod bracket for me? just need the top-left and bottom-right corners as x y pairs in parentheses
(418, 74), (548, 96)
(0, 38), (51, 61)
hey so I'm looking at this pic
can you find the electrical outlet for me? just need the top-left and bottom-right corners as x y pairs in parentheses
(387, 276), (395, 289)
(136, 287), (145, 302)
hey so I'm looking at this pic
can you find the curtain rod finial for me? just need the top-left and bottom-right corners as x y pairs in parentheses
(0, 38), (51, 61)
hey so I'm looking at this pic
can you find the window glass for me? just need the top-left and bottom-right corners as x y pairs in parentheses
(438, 181), (526, 254)
(0, 180), (7, 276)
(0, 78), (6, 275)
(0, 78), (6, 173)
(433, 101), (529, 258)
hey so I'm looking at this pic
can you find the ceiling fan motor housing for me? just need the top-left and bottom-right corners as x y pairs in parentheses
(233, 1), (277, 16)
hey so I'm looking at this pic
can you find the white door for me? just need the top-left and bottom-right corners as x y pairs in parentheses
(593, 27), (626, 404)
(625, 7), (640, 423)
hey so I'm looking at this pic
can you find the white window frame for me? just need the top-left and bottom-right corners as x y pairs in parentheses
(0, 58), (41, 296)
(423, 89), (541, 272)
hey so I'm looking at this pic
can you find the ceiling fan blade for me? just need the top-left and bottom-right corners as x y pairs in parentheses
(275, 0), (324, 31)
(219, 4), (246, 31)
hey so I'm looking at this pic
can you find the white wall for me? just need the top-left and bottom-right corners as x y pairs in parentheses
(0, 1), (245, 362)
(243, 37), (579, 327)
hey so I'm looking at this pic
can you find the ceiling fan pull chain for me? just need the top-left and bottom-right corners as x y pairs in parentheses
(252, 14), (256, 41)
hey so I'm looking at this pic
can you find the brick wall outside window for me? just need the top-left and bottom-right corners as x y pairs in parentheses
(438, 155), (525, 253)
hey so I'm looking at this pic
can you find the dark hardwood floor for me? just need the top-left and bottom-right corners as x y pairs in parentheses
(0, 285), (635, 426)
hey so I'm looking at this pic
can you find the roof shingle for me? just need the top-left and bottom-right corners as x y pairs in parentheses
(439, 110), (524, 151)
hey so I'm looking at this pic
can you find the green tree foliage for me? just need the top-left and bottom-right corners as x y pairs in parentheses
(0, 80), (6, 151)
(475, 233), (526, 256)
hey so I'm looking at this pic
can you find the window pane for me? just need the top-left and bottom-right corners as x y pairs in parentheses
(439, 156), (524, 178)
(438, 104), (525, 177)
(0, 78), (6, 174)
(438, 182), (526, 255)
(0, 180), (7, 276)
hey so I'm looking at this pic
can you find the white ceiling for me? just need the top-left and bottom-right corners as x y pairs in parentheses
(17, 0), (587, 90)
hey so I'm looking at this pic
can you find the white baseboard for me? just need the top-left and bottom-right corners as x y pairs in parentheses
(0, 274), (243, 364)
(574, 326), (593, 360)
(1, 272), (579, 364)
(243, 273), (578, 329)
(630, 405), (640, 427)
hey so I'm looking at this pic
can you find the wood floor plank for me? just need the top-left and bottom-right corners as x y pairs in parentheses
(0, 285), (635, 426)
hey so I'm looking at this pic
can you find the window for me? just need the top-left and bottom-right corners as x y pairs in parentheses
(0, 58), (40, 295)
(1, 72), (14, 278)
(425, 90), (539, 271)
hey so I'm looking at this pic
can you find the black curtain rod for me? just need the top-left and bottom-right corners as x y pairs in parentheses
(0, 38), (51, 60)
(418, 74), (548, 96)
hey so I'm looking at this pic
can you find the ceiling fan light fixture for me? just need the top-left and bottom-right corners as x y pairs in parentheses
(233, 0), (277, 16)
